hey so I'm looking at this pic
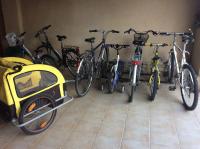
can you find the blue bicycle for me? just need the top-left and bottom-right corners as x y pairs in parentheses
(106, 44), (129, 93)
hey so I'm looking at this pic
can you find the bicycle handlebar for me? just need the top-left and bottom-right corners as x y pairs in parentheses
(107, 44), (130, 50)
(157, 28), (193, 37)
(124, 28), (157, 35)
(111, 30), (120, 33)
(89, 29), (120, 34)
(145, 43), (169, 47)
(19, 32), (26, 38)
(89, 29), (98, 32)
(42, 25), (52, 31)
(89, 29), (120, 41)
(35, 25), (52, 38)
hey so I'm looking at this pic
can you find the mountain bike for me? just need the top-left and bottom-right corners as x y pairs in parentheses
(124, 28), (157, 103)
(147, 43), (168, 101)
(75, 29), (120, 97)
(35, 25), (80, 76)
(105, 44), (129, 93)
(5, 32), (57, 66)
(158, 29), (199, 110)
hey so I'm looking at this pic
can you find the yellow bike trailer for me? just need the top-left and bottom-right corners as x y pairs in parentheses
(0, 57), (73, 135)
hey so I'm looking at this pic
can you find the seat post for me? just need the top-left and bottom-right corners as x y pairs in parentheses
(91, 42), (93, 49)
(61, 40), (64, 49)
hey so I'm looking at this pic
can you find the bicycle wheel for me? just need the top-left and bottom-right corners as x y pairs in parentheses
(63, 48), (80, 77)
(75, 57), (93, 97)
(128, 65), (137, 103)
(19, 94), (57, 135)
(108, 67), (116, 93)
(40, 54), (58, 68)
(167, 50), (175, 83)
(180, 64), (199, 110)
(149, 71), (158, 101)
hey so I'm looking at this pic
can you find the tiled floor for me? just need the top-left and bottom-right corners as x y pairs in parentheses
(1, 82), (200, 149)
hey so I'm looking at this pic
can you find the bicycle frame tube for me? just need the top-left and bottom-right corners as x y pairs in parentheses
(22, 45), (35, 61)
(115, 54), (120, 72)
(98, 42), (107, 62)
(48, 43), (62, 61)
(172, 37), (188, 75)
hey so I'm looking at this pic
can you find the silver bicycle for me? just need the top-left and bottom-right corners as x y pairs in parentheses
(158, 29), (199, 110)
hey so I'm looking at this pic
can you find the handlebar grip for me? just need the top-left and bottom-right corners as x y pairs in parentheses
(89, 29), (98, 32)
(123, 45), (130, 48)
(124, 29), (131, 34)
(162, 43), (168, 46)
(159, 32), (168, 35)
(19, 32), (26, 37)
(152, 31), (158, 35)
(43, 25), (52, 31)
(112, 30), (120, 33)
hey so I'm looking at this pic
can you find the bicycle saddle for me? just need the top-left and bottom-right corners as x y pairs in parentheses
(56, 35), (67, 41)
(85, 37), (95, 43)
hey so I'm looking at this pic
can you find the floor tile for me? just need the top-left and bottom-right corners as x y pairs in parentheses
(121, 139), (149, 149)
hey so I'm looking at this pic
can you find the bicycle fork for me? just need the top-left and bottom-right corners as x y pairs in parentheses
(111, 54), (120, 88)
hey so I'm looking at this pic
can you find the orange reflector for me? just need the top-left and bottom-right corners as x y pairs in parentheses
(40, 121), (47, 128)
(28, 102), (36, 112)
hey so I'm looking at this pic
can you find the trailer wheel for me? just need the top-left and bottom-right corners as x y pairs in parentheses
(18, 94), (57, 135)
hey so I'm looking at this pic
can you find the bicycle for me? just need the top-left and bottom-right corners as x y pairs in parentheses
(105, 44), (130, 93)
(158, 29), (199, 110)
(124, 28), (157, 103)
(147, 43), (168, 101)
(5, 32), (57, 66)
(35, 25), (80, 76)
(75, 29), (120, 97)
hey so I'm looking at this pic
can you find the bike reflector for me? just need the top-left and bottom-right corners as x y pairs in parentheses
(131, 60), (142, 65)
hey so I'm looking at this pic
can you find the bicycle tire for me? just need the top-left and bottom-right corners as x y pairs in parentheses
(180, 64), (199, 110)
(167, 50), (175, 83)
(63, 48), (80, 77)
(108, 67), (115, 93)
(128, 65), (137, 103)
(40, 54), (58, 67)
(75, 57), (93, 97)
(36, 45), (61, 66)
(18, 94), (57, 135)
(149, 71), (158, 101)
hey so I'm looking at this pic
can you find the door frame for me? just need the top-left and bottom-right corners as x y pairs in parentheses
(0, 0), (6, 56)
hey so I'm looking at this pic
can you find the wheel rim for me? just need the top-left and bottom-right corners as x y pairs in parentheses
(110, 70), (115, 91)
(77, 60), (93, 95)
(150, 77), (154, 96)
(167, 57), (172, 80)
(21, 97), (56, 133)
(181, 69), (195, 107)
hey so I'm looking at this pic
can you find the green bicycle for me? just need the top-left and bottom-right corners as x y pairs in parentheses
(148, 43), (168, 101)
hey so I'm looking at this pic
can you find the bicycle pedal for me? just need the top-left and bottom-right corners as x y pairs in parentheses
(169, 86), (176, 91)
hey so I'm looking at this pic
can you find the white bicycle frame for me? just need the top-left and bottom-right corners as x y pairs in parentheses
(171, 34), (190, 86)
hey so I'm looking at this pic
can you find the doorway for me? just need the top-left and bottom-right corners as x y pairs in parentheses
(0, 0), (6, 56)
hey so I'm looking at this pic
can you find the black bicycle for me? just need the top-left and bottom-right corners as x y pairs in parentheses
(75, 29), (120, 97)
(4, 32), (57, 66)
(35, 25), (80, 76)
